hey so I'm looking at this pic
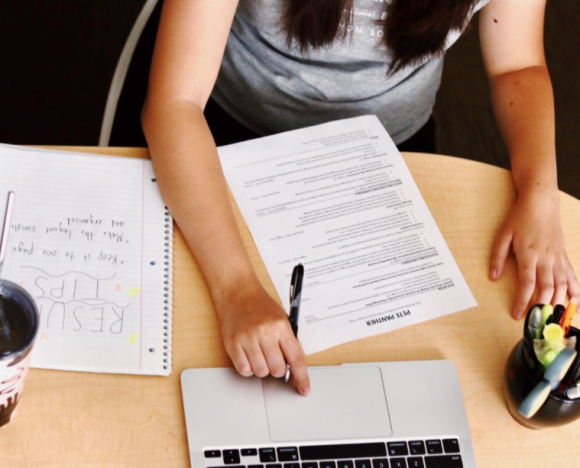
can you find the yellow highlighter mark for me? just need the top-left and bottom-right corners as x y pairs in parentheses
(19, 281), (26, 287)
(40, 332), (48, 341)
(128, 286), (142, 299)
(115, 283), (122, 291)
(128, 333), (140, 345)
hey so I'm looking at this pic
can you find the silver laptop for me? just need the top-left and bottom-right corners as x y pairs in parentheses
(181, 360), (477, 468)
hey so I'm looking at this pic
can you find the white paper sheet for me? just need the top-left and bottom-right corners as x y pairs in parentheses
(0, 144), (172, 375)
(219, 116), (477, 354)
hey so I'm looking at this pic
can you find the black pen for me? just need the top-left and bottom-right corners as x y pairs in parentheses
(285, 263), (304, 383)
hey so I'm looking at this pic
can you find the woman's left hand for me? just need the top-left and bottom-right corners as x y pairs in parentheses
(489, 186), (580, 319)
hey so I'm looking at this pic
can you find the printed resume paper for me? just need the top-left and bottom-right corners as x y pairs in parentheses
(218, 116), (477, 354)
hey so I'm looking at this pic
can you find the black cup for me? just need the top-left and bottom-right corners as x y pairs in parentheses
(0, 279), (40, 428)
(504, 304), (580, 429)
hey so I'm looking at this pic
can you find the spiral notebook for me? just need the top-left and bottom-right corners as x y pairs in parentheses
(0, 144), (173, 376)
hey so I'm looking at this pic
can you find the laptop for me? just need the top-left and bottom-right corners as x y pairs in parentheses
(181, 360), (477, 468)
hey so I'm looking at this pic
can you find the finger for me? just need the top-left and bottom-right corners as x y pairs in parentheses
(244, 341), (270, 378)
(552, 263), (569, 306)
(512, 259), (537, 319)
(228, 344), (253, 377)
(259, 338), (288, 378)
(280, 334), (310, 396)
(535, 262), (555, 305)
(490, 228), (513, 280)
(565, 264), (580, 304)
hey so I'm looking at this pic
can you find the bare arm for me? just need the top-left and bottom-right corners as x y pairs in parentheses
(480, 0), (579, 317)
(142, 0), (310, 393)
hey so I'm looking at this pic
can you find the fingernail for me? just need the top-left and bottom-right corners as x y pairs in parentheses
(513, 310), (523, 320)
(301, 387), (310, 396)
(489, 269), (497, 280)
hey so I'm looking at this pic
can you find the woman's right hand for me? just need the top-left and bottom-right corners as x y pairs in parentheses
(215, 282), (311, 396)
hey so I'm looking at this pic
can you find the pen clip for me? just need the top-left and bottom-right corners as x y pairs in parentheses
(289, 275), (295, 304)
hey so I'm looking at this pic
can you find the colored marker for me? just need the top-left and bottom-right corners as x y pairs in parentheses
(560, 297), (577, 336)
(550, 305), (565, 325)
(528, 306), (544, 341)
(541, 304), (554, 325)
(538, 324), (566, 366)
(543, 323), (564, 341)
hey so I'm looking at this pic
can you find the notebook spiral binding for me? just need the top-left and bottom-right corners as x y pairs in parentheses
(162, 205), (173, 372)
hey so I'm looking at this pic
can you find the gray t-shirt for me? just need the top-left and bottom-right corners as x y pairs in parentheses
(212, 0), (489, 144)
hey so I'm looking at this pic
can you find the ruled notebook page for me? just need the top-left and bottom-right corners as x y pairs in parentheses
(0, 144), (172, 376)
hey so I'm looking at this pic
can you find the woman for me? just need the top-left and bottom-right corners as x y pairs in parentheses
(142, 0), (579, 396)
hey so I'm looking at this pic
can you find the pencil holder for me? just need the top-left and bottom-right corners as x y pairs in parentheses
(504, 305), (580, 429)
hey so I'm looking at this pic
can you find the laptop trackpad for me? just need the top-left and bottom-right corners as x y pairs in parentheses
(262, 366), (393, 442)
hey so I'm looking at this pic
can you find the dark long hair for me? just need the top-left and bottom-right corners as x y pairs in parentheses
(283, 0), (479, 72)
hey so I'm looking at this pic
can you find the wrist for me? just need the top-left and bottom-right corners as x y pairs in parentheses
(210, 268), (263, 315)
(516, 180), (559, 202)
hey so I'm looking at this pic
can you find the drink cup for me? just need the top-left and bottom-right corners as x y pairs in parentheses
(0, 278), (39, 428)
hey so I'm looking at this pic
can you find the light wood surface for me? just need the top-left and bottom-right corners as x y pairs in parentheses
(2, 146), (579, 467)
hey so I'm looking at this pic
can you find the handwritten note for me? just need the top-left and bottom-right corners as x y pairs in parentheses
(0, 144), (172, 375)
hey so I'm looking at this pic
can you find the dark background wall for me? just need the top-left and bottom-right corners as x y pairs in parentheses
(0, 0), (144, 144)
(0, 0), (578, 198)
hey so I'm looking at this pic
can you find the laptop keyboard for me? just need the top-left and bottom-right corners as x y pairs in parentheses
(204, 440), (464, 468)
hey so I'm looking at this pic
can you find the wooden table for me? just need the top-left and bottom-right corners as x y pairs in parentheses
(2, 147), (579, 467)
